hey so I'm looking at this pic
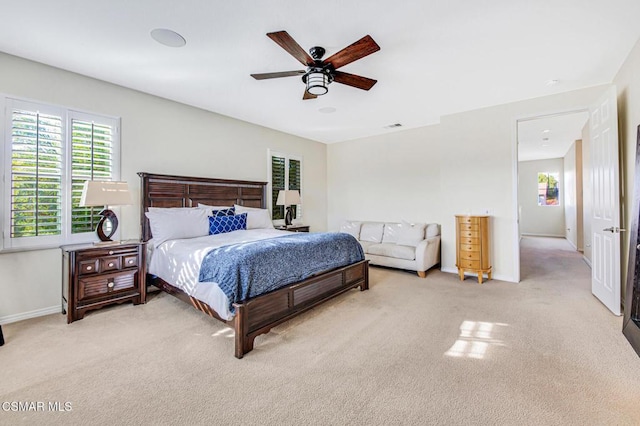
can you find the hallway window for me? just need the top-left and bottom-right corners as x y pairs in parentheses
(538, 172), (560, 206)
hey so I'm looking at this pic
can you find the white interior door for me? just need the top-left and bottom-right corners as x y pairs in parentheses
(591, 86), (621, 316)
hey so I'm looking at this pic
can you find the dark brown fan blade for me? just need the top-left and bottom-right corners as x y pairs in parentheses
(251, 70), (306, 80)
(303, 90), (317, 100)
(333, 71), (377, 90)
(267, 31), (314, 66)
(324, 35), (380, 70)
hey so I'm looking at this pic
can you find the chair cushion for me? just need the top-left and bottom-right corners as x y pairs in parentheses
(382, 223), (402, 244)
(360, 223), (384, 243)
(396, 222), (426, 247)
(367, 243), (416, 261)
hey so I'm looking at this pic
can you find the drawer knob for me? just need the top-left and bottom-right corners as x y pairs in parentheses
(108, 250), (114, 255)
(108, 262), (114, 267)
(86, 266), (92, 271)
(128, 260), (134, 264)
(107, 281), (114, 288)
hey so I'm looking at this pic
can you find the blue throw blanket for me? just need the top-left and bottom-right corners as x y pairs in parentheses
(198, 232), (364, 312)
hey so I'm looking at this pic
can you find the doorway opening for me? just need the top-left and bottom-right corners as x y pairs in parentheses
(515, 110), (590, 282)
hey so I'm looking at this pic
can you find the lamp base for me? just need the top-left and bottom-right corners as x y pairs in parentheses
(285, 207), (293, 226)
(97, 209), (118, 242)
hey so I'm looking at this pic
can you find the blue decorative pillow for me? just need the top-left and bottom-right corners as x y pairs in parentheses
(209, 213), (247, 235)
(211, 207), (235, 217)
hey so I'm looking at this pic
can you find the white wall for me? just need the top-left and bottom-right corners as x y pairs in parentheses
(0, 52), (327, 322)
(614, 36), (640, 299)
(328, 85), (609, 282)
(518, 158), (565, 237)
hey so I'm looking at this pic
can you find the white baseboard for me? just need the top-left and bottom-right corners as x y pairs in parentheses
(582, 256), (592, 268)
(0, 305), (60, 325)
(440, 266), (516, 283)
(521, 233), (565, 238)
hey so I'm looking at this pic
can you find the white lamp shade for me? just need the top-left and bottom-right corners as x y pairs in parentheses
(276, 190), (301, 206)
(80, 181), (132, 207)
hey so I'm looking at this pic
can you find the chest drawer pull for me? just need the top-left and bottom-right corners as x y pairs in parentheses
(109, 250), (114, 255)
(108, 262), (114, 267)
(86, 266), (93, 271)
(107, 281), (115, 289)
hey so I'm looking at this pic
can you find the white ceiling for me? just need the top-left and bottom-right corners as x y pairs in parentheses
(518, 112), (589, 162)
(1, 1), (639, 144)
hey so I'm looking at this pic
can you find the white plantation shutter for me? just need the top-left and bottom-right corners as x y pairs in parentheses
(268, 151), (303, 223)
(10, 109), (63, 238)
(70, 118), (115, 234)
(2, 98), (120, 250)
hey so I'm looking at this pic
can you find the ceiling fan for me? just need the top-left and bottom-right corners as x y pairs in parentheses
(250, 31), (380, 100)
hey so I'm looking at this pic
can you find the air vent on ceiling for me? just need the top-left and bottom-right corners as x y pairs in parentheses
(384, 123), (402, 129)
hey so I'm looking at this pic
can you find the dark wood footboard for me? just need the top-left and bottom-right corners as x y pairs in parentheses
(148, 260), (368, 358)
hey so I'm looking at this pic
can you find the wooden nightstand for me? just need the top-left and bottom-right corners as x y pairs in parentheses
(61, 241), (146, 323)
(276, 225), (310, 232)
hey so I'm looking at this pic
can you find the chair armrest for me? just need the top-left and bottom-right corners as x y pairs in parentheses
(415, 236), (441, 271)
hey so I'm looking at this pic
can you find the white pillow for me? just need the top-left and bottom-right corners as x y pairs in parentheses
(197, 203), (232, 211)
(145, 207), (209, 247)
(234, 204), (274, 229)
(360, 223), (384, 243)
(339, 221), (362, 239)
(396, 221), (426, 247)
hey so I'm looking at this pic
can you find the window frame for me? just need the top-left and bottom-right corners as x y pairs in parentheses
(267, 149), (303, 226)
(0, 95), (121, 251)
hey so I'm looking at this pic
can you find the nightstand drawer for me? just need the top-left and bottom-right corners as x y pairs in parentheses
(101, 256), (121, 272)
(123, 254), (139, 268)
(78, 271), (137, 301)
(79, 259), (99, 275)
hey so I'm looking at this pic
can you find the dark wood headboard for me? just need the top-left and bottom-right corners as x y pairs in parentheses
(138, 172), (267, 242)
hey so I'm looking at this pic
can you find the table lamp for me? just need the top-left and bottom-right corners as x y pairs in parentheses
(276, 190), (301, 226)
(80, 180), (132, 242)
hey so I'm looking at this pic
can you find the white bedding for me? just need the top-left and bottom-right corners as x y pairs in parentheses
(148, 229), (291, 320)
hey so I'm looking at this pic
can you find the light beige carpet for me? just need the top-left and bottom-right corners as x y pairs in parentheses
(2, 236), (640, 425)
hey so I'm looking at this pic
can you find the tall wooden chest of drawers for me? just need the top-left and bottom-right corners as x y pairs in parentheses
(455, 215), (492, 284)
(62, 241), (146, 323)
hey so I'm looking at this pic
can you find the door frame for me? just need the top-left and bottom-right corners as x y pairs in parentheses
(513, 107), (590, 282)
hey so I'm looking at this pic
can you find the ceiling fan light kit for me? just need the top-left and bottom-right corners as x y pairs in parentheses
(251, 31), (380, 99)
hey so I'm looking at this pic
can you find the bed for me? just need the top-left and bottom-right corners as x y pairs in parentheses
(139, 172), (369, 358)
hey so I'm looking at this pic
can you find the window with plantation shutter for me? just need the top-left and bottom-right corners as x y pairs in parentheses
(2, 97), (120, 251)
(70, 117), (114, 234)
(10, 109), (64, 238)
(268, 150), (303, 223)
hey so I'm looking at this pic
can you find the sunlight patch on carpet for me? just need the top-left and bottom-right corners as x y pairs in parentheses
(445, 321), (508, 359)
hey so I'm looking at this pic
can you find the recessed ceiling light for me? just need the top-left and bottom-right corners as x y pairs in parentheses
(545, 79), (560, 86)
(542, 144), (551, 147)
(318, 107), (336, 114)
(151, 28), (186, 47)
(542, 129), (550, 134)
